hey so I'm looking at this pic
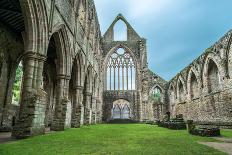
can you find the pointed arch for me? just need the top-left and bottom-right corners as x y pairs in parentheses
(176, 75), (186, 102)
(113, 19), (127, 41)
(104, 44), (138, 90)
(50, 24), (71, 76)
(20, 0), (48, 55)
(203, 53), (225, 93)
(187, 67), (201, 99)
(105, 47), (135, 90)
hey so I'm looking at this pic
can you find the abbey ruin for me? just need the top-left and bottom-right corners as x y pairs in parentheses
(0, 0), (231, 138)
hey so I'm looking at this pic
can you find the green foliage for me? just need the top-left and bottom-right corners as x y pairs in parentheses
(149, 91), (161, 103)
(12, 65), (23, 104)
(0, 124), (225, 155)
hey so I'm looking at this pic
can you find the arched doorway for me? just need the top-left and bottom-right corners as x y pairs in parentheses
(111, 99), (131, 119)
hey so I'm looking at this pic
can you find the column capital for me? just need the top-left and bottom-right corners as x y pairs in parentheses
(22, 51), (46, 61)
(56, 74), (71, 80)
(73, 86), (84, 90)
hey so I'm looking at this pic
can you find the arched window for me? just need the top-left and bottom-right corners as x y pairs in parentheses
(121, 105), (130, 119)
(107, 48), (135, 90)
(151, 87), (162, 102)
(114, 20), (127, 41)
(111, 99), (131, 119)
(190, 72), (199, 99)
(112, 105), (121, 119)
(208, 59), (220, 93)
(12, 61), (23, 105)
(178, 80), (184, 102)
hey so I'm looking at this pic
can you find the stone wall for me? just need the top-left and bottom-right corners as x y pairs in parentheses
(166, 30), (232, 128)
(0, 0), (104, 138)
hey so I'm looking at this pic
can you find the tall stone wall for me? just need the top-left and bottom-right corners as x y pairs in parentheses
(167, 30), (232, 128)
(0, 0), (104, 138)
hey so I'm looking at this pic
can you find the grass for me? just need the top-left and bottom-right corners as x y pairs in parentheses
(221, 129), (232, 138)
(0, 124), (226, 155)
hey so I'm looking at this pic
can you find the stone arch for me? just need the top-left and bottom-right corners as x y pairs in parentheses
(20, 0), (48, 55)
(71, 52), (85, 88)
(113, 19), (127, 41)
(50, 24), (71, 76)
(203, 53), (225, 93)
(187, 67), (201, 100)
(176, 75), (186, 103)
(149, 84), (164, 102)
(111, 99), (131, 119)
(103, 44), (139, 90)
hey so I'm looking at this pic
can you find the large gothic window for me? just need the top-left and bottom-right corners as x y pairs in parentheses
(107, 48), (135, 90)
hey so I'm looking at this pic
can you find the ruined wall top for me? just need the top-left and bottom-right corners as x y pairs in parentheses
(102, 14), (141, 42)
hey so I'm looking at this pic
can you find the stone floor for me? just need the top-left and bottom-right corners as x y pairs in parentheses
(199, 137), (232, 155)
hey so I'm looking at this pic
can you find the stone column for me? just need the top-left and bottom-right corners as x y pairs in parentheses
(71, 86), (83, 128)
(83, 92), (92, 125)
(91, 96), (97, 124)
(51, 75), (70, 131)
(12, 52), (47, 138)
(96, 99), (102, 123)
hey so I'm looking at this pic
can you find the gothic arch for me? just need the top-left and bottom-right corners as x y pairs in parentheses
(111, 99), (131, 119)
(103, 44), (139, 90)
(71, 52), (85, 88)
(50, 24), (71, 76)
(187, 67), (201, 99)
(20, 0), (48, 55)
(176, 75), (186, 102)
(150, 84), (163, 95)
(203, 53), (226, 93)
(149, 85), (164, 102)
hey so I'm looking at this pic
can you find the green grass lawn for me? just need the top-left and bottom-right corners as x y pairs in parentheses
(221, 129), (232, 138)
(0, 124), (226, 155)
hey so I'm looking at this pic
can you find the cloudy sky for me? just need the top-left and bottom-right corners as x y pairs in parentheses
(94, 0), (232, 80)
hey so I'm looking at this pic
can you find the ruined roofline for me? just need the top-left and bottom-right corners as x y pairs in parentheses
(102, 13), (141, 40)
(168, 29), (232, 83)
(148, 69), (167, 83)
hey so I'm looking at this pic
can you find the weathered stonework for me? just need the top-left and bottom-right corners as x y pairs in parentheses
(0, 0), (231, 139)
(166, 30), (232, 128)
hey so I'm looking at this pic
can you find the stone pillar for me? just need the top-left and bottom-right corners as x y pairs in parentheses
(91, 96), (97, 124)
(51, 75), (70, 131)
(83, 92), (92, 125)
(96, 99), (102, 123)
(12, 52), (47, 138)
(71, 86), (83, 128)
